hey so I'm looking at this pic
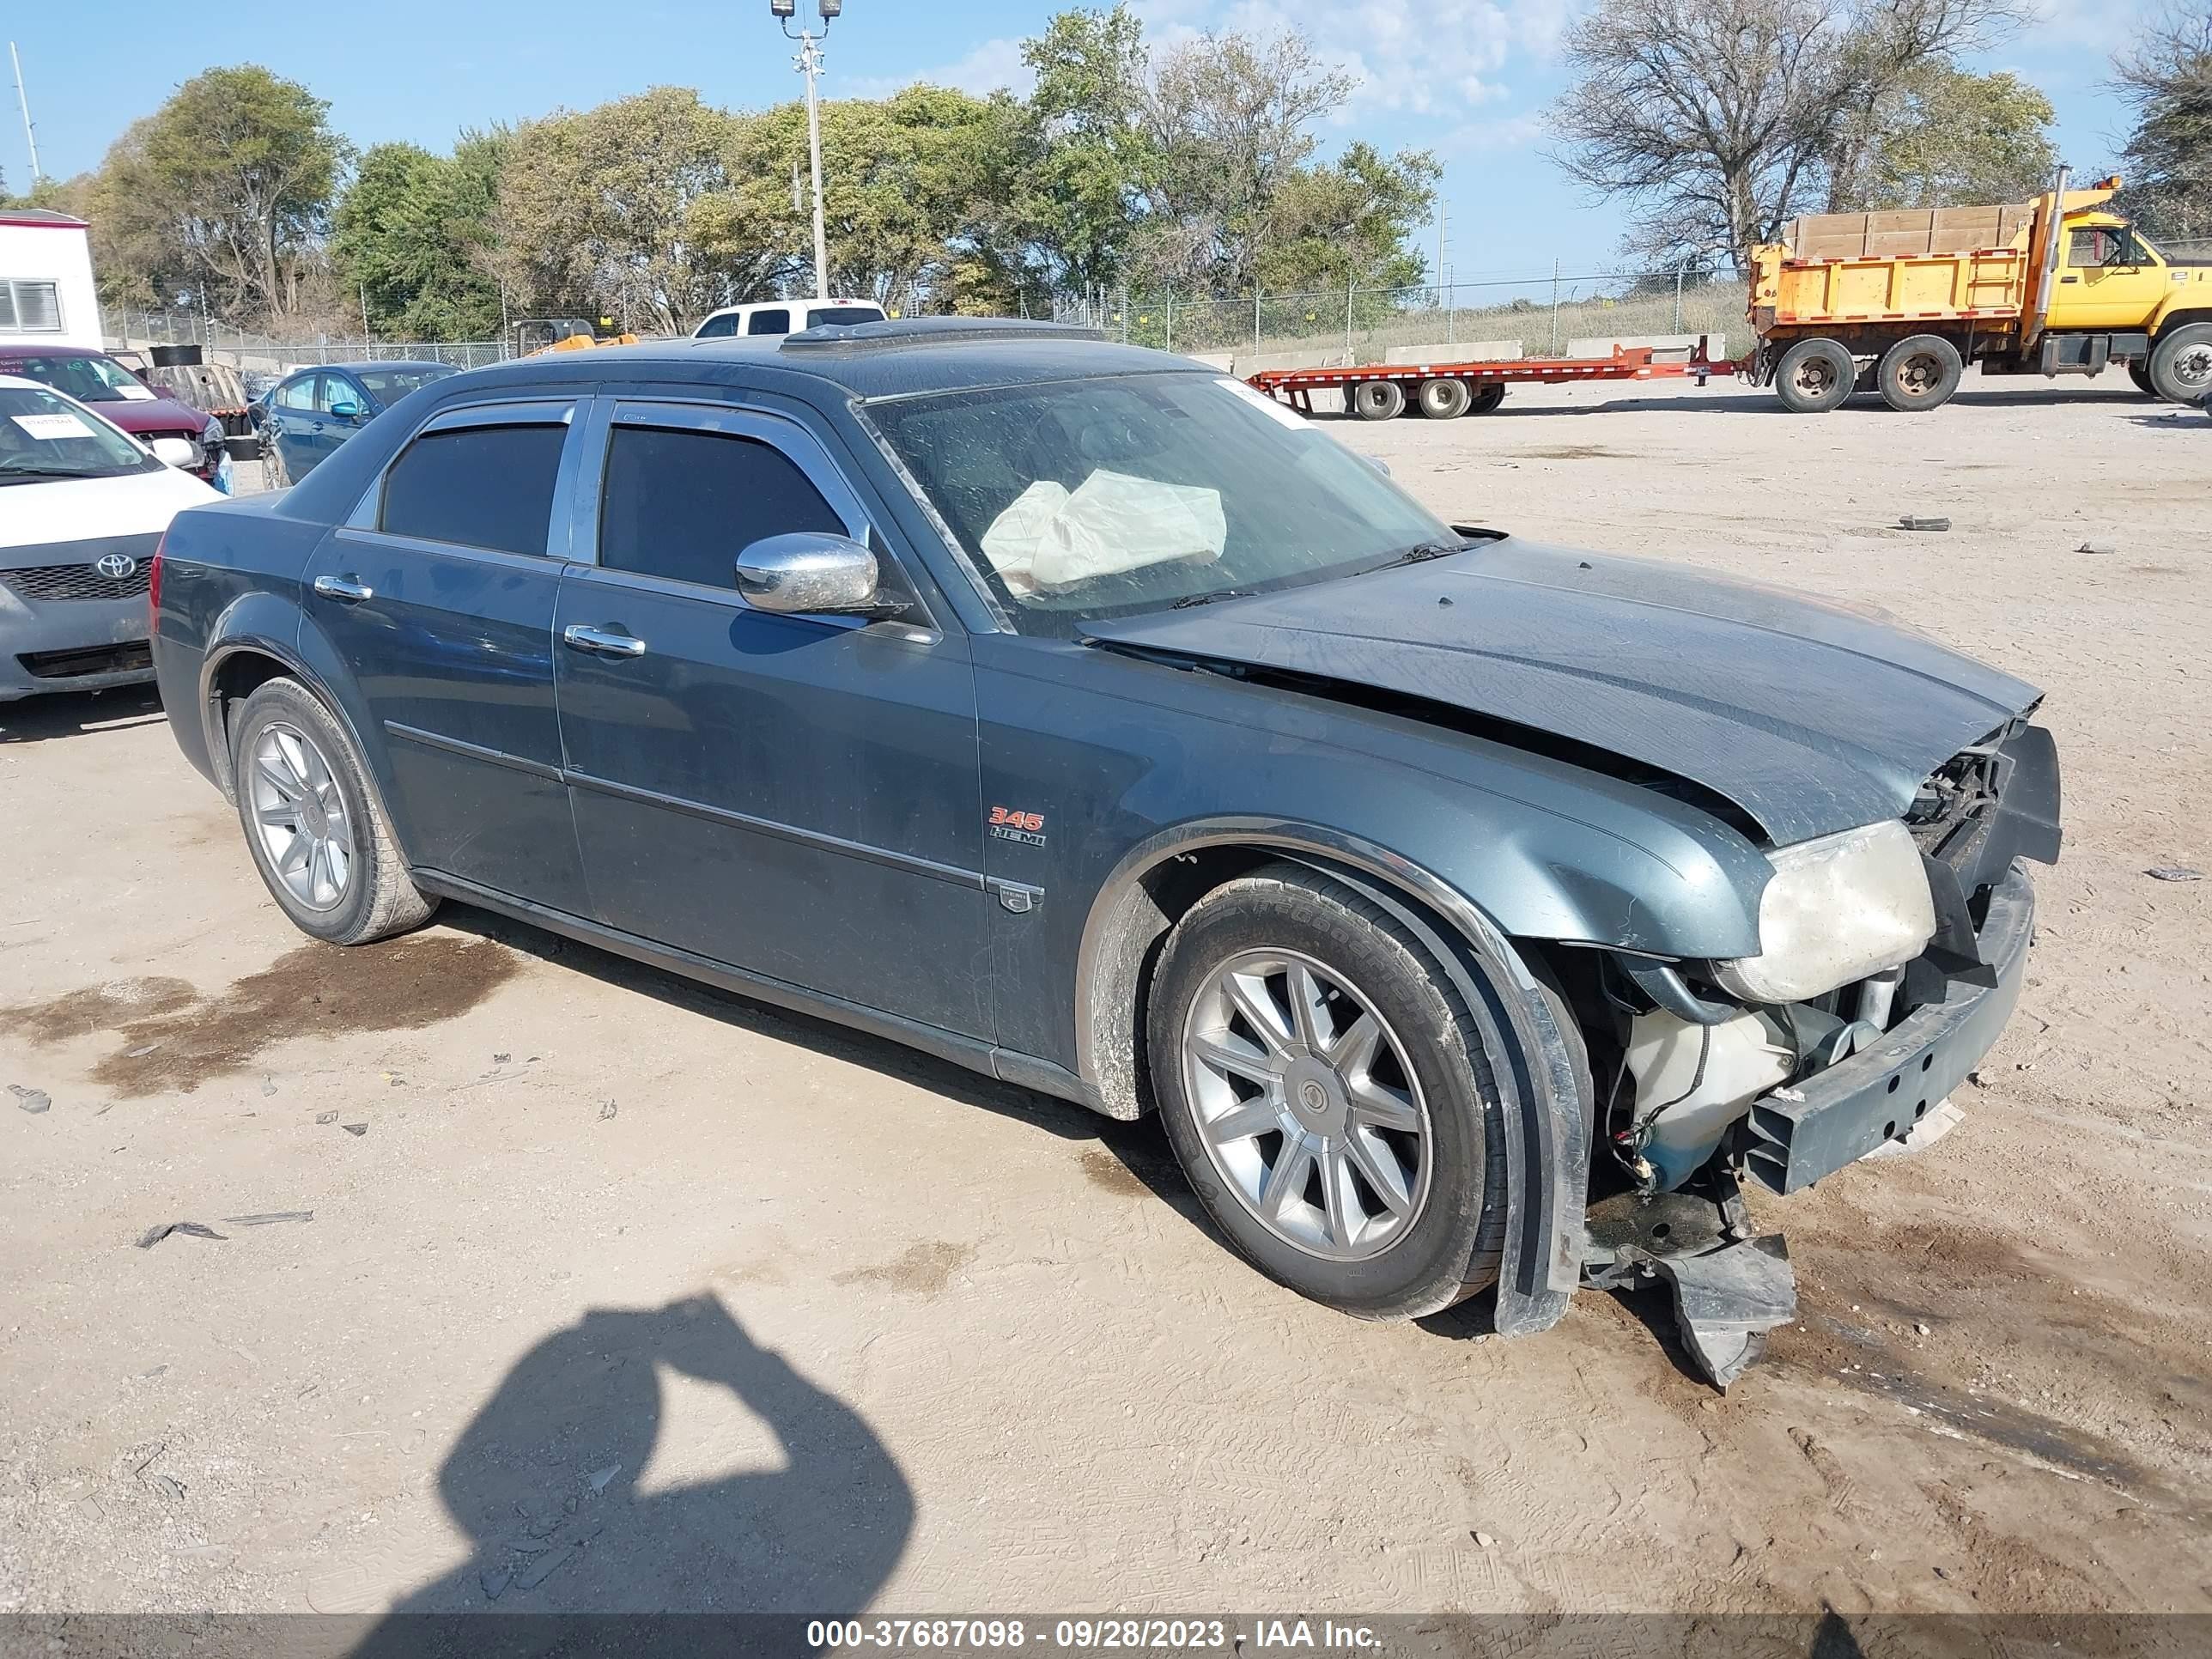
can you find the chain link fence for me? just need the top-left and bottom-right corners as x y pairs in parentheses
(1054, 271), (1747, 365)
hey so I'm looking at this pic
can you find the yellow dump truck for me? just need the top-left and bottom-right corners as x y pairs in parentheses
(1747, 170), (2212, 411)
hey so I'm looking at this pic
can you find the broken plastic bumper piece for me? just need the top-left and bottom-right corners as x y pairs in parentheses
(1738, 862), (2034, 1195)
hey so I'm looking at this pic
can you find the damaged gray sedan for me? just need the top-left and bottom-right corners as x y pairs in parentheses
(152, 321), (2059, 1385)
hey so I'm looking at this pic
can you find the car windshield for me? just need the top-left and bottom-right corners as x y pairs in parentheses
(1, 353), (155, 404)
(0, 385), (161, 481)
(353, 365), (459, 404)
(866, 373), (1456, 632)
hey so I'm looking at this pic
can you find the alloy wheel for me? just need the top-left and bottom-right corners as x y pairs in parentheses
(248, 722), (355, 912)
(1181, 949), (1433, 1261)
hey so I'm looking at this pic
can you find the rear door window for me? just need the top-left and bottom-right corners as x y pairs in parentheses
(696, 313), (740, 338)
(380, 422), (568, 556)
(599, 424), (844, 591)
(745, 308), (793, 336)
(805, 306), (884, 328)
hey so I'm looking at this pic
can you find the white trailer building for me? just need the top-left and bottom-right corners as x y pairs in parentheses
(0, 210), (101, 351)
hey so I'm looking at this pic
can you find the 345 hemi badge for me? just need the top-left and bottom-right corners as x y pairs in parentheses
(988, 806), (1047, 847)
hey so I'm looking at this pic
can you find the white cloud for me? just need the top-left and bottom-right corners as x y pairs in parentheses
(847, 36), (1032, 100)
(1133, 0), (1574, 120)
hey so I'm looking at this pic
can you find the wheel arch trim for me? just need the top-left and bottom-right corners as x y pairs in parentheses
(198, 628), (394, 834)
(1073, 817), (1589, 1335)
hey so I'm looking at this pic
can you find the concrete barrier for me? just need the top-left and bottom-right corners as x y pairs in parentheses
(1239, 348), (1348, 376)
(1565, 332), (1726, 363)
(1183, 350), (1237, 373)
(1382, 340), (1523, 367)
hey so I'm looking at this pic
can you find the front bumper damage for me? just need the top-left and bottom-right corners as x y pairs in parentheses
(1584, 859), (2039, 1388)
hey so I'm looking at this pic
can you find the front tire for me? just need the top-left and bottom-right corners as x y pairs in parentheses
(230, 678), (436, 945)
(2148, 324), (2212, 404)
(1146, 864), (1511, 1321)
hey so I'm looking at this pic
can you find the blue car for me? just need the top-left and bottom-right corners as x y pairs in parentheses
(149, 319), (2060, 1382)
(254, 361), (459, 483)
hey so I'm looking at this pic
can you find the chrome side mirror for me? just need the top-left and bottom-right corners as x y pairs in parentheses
(733, 531), (880, 614)
(149, 436), (197, 468)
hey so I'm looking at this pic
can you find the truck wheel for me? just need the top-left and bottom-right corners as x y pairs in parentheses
(1416, 378), (1472, 419)
(230, 678), (437, 945)
(2127, 361), (2158, 397)
(1146, 862), (1514, 1320)
(1877, 334), (1963, 412)
(2148, 324), (2212, 404)
(1773, 338), (1856, 413)
(1468, 385), (1508, 415)
(1350, 380), (1407, 421)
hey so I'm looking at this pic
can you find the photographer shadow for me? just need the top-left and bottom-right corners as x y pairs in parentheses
(351, 1293), (913, 1650)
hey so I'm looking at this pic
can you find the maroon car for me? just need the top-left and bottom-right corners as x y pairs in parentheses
(0, 345), (224, 483)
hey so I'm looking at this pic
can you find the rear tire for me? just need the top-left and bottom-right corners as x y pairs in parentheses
(230, 678), (436, 945)
(1877, 333), (1963, 412)
(1146, 863), (1514, 1321)
(1467, 384), (1508, 416)
(1773, 337), (1856, 413)
(2148, 324), (2212, 404)
(261, 437), (291, 489)
(2128, 361), (2159, 397)
(1350, 380), (1407, 421)
(1416, 378), (1473, 419)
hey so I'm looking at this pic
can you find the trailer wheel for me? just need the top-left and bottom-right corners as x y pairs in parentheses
(1877, 334), (1963, 412)
(2148, 324), (2212, 404)
(1468, 385), (1508, 416)
(1350, 380), (1407, 421)
(1416, 378), (1473, 419)
(1773, 338), (1856, 413)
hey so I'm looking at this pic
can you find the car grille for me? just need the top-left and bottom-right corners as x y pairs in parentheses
(17, 641), (153, 679)
(0, 560), (154, 602)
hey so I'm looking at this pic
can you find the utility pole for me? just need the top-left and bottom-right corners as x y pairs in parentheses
(9, 43), (39, 185)
(775, 1), (842, 303)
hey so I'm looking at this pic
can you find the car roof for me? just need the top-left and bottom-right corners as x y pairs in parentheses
(0, 343), (101, 360)
(312, 360), (454, 377)
(438, 319), (1207, 403)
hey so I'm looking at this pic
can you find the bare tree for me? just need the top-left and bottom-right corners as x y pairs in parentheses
(2113, 3), (2212, 241)
(1547, 0), (2017, 271)
(1137, 30), (1357, 289)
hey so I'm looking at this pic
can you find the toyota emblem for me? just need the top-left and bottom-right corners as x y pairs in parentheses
(94, 553), (137, 580)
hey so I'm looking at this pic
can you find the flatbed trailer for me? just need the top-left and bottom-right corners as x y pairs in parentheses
(1246, 344), (1724, 421)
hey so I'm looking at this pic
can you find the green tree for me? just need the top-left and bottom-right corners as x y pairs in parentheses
(1252, 142), (1442, 294)
(89, 64), (349, 325)
(332, 136), (507, 340)
(1836, 68), (2058, 210)
(726, 85), (1027, 309)
(490, 87), (751, 334)
(1016, 5), (1157, 294)
(2114, 4), (2212, 241)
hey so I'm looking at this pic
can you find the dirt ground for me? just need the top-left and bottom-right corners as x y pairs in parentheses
(2, 376), (2209, 1623)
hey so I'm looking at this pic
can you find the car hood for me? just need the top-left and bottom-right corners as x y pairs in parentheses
(0, 465), (221, 554)
(94, 394), (210, 434)
(1081, 538), (2042, 846)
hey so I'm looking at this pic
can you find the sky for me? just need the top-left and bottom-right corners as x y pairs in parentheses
(3, 0), (2158, 287)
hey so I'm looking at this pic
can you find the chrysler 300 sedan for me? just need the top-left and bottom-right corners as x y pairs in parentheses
(151, 319), (2059, 1381)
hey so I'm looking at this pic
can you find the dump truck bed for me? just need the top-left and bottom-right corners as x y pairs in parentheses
(1760, 248), (2031, 328)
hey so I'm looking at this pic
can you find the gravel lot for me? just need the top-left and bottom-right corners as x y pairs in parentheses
(2, 376), (2208, 1620)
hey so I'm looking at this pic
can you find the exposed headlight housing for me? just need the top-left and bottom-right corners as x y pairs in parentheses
(1712, 819), (1936, 1004)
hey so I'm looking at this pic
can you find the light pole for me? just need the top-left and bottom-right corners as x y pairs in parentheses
(773, 0), (839, 302)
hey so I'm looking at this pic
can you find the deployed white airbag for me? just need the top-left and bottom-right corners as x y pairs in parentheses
(980, 469), (1225, 594)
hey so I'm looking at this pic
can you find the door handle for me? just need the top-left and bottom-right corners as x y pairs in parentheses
(313, 574), (374, 603)
(562, 623), (647, 659)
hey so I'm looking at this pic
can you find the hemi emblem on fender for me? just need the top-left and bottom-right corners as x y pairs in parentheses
(95, 553), (137, 580)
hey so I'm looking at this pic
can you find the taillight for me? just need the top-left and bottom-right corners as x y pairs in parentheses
(149, 533), (165, 618)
